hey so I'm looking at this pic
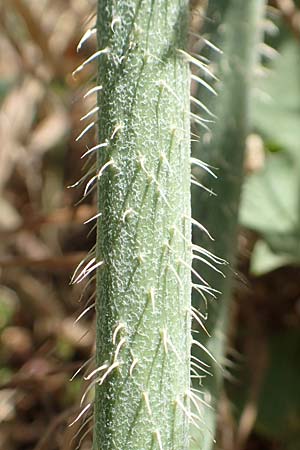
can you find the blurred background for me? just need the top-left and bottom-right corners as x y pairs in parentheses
(0, 1), (299, 450)
(0, 1), (97, 449)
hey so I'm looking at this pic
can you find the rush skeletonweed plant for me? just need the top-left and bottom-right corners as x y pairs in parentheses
(71, 2), (218, 450)
(191, 1), (266, 449)
(93, 2), (192, 450)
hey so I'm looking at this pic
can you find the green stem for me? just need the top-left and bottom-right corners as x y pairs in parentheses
(93, 2), (191, 449)
(191, 1), (265, 448)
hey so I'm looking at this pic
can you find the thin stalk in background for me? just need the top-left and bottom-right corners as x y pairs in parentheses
(191, 1), (266, 448)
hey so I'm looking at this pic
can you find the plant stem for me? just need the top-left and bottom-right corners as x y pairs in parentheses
(94, 2), (191, 449)
(191, 1), (266, 448)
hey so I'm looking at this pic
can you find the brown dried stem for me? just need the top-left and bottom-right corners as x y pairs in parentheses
(5, 0), (64, 77)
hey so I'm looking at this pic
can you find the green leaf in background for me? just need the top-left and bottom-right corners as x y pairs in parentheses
(0, 286), (18, 330)
(250, 240), (296, 275)
(240, 40), (300, 274)
(227, 330), (300, 450)
(255, 331), (300, 449)
(252, 40), (300, 157)
(241, 151), (298, 234)
(0, 80), (12, 104)
(241, 150), (300, 274)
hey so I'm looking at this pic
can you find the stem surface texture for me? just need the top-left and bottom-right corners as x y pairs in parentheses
(94, 2), (191, 450)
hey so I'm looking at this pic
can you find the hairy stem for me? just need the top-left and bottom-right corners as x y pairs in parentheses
(93, 2), (191, 449)
(191, 0), (266, 448)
